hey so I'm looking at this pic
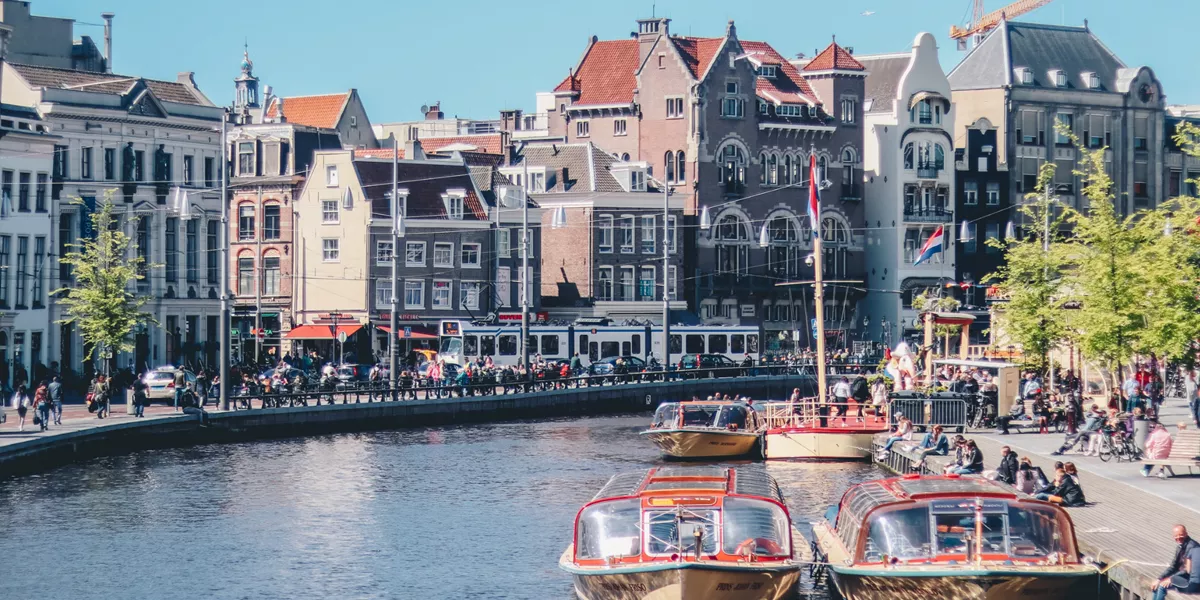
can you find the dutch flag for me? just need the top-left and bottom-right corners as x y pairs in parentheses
(912, 225), (944, 266)
(808, 154), (820, 238)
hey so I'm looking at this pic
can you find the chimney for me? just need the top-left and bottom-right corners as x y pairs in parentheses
(424, 102), (443, 120)
(176, 71), (197, 87)
(101, 13), (115, 73)
(404, 139), (425, 161)
(636, 18), (669, 65)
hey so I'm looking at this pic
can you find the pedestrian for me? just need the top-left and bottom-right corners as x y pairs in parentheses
(47, 375), (63, 425)
(832, 376), (852, 423)
(1142, 422), (1176, 478)
(850, 370), (870, 422)
(909, 424), (949, 472)
(132, 375), (149, 418)
(173, 368), (186, 412)
(195, 370), (210, 408)
(994, 445), (1019, 485)
(11, 384), (30, 431)
(33, 380), (50, 431)
(94, 374), (110, 419)
(1151, 526), (1200, 600)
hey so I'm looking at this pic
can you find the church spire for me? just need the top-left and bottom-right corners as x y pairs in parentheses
(234, 42), (259, 111)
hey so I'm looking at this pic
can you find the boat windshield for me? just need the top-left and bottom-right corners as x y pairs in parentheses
(721, 497), (791, 557)
(861, 501), (1078, 563)
(652, 403), (679, 428)
(575, 499), (642, 560)
(645, 509), (720, 556)
(680, 405), (720, 428)
(714, 405), (751, 430)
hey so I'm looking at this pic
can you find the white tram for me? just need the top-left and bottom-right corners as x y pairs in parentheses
(437, 320), (761, 367)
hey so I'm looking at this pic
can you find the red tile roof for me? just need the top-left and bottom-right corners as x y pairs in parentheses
(803, 42), (866, 72)
(671, 37), (725, 79)
(557, 39), (640, 105)
(740, 40), (819, 104)
(265, 93), (349, 129)
(353, 134), (505, 159)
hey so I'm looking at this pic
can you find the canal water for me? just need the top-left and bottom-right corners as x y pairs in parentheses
(0, 414), (885, 599)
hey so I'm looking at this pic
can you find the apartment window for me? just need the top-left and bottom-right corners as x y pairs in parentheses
(613, 119), (627, 136)
(916, 100), (932, 124)
(639, 267), (655, 301)
(1020, 158), (1040, 192)
(237, 257), (254, 295)
(134, 150), (145, 181)
(757, 65), (777, 78)
(619, 216), (635, 253)
(1020, 68), (1033, 85)
(17, 172), (30, 212)
(205, 220), (219, 284)
(497, 228), (511, 258)
(964, 223), (978, 254)
(667, 216), (677, 254)
(186, 219), (198, 283)
(597, 267), (613, 301)
(13, 237), (26, 307)
(461, 243), (481, 268)
(618, 267), (635, 301)
(432, 280), (452, 309)
(766, 153), (778, 186)
(668, 265), (678, 300)
(204, 157), (215, 187)
(598, 215), (614, 253)
(375, 279), (393, 309)
(722, 97), (744, 118)
(1055, 113), (1073, 145)
(104, 148), (116, 180)
(840, 98), (856, 124)
(165, 217), (178, 283)
(321, 200), (338, 223)
(183, 155), (194, 185)
(963, 181), (978, 205)
(977, 156), (988, 172)
(32, 237), (44, 307)
(1134, 117), (1149, 150)
(986, 182), (1000, 205)
(405, 241), (426, 266)
(445, 195), (464, 220)
(576, 120), (590, 138)
(321, 238), (339, 262)
(0, 236), (8, 307)
(676, 151), (686, 183)
(263, 204), (280, 240)
(52, 146), (68, 179)
(0, 171), (11, 212)
(1054, 70), (1067, 87)
(1084, 114), (1107, 149)
(376, 240), (394, 266)
(325, 165), (338, 187)
(641, 215), (656, 253)
(1170, 170), (1183, 198)
(238, 142), (255, 176)
(80, 147), (93, 180)
(433, 242), (454, 267)
(630, 170), (646, 191)
(135, 215), (150, 278)
(666, 97), (684, 119)
(460, 281), (481, 310)
(665, 151), (675, 182)
(985, 223), (1001, 254)
(262, 256), (280, 296)
(1087, 72), (1100, 89)
(404, 280), (425, 309)
(233, 207), (257, 247)
(904, 144), (914, 169)
(1017, 110), (1042, 145)
(1134, 159), (1149, 198)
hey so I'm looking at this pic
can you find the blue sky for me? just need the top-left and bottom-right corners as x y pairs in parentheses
(31, 0), (1200, 123)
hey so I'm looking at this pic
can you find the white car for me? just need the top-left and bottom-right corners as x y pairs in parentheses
(143, 367), (195, 402)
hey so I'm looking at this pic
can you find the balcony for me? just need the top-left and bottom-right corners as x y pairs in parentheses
(903, 206), (954, 223)
(916, 166), (940, 179)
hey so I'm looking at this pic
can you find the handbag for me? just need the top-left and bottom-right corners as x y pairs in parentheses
(32, 414), (41, 426)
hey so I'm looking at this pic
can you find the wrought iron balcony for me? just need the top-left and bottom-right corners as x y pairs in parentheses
(903, 206), (954, 223)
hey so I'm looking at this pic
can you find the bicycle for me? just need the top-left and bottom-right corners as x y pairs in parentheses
(1098, 430), (1142, 462)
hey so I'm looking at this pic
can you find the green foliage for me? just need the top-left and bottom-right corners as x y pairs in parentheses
(54, 195), (156, 364)
(912, 291), (963, 341)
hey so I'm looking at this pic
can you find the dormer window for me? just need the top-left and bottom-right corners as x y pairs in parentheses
(1018, 67), (1033, 85)
(630, 170), (646, 192)
(1085, 72), (1100, 90)
(756, 65), (778, 78)
(759, 100), (768, 115)
(443, 190), (466, 220)
(776, 104), (803, 117)
(1053, 70), (1067, 87)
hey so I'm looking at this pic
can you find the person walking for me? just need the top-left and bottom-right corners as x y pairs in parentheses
(132, 376), (149, 418)
(33, 381), (50, 431)
(1152, 526), (1200, 600)
(173, 368), (186, 412)
(47, 375), (63, 425)
(850, 370), (870, 423)
(832, 376), (852, 425)
(1143, 423), (1176, 478)
(11, 384), (30, 432)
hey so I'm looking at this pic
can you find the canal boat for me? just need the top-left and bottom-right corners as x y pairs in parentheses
(812, 474), (1096, 599)
(560, 467), (805, 600)
(756, 399), (889, 460)
(640, 402), (762, 459)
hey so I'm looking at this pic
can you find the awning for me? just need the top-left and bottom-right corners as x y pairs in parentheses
(285, 324), (363, 340)
(375, 325), (437, 339)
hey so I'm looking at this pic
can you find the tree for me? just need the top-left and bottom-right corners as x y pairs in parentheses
(985, 162), (1073, 374)
(54, 195), (155, 373)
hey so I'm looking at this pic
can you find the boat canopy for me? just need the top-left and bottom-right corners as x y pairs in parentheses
(651, 402), (758, 431)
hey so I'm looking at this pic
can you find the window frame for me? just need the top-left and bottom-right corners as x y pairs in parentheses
(376, 239), (394, 266)
(322, 238), (340, 262)
(321, 199), (339, 224)
(431, 280), (453, 310)
(405, 241), (427, 267)
(375, 278), (393, 310)
(598, 215), (614, 254)
(461, 242), (481, 268)
(576, 120), (590, 138)
(325, 165), (338, 187)
(613, 119), (627, 136)
(641, 215), (656, 254)
(262, 255), (281, 296)
(433, 242), (454, 267)
(404, 279), (425, 309)
(619, 215), (635, 254)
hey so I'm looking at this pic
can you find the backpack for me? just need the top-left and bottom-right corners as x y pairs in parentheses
(850, 377), (869, 400)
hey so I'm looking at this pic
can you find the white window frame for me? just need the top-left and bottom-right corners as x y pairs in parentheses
(404, 280), (425, 309)
(461, 242), (481, 268)
(639, 265), (656, 301)
(496, 267), (511, 308)
(433, 242), (454, 267)
(963, 181), (978, 205)
(432, 280), (453, 310)
(667, 216), (678, 254)
(640, 215), (656, 254)
(321, 200), (338, 224)
(576, 120), (590, 138)
(497, 227), (511, 258)
(598, 215), (614, 254)
(619, 266), (635, 301)
(460, 281), (482, 310)
(666, 97), (684, 119)
(776, 104), (803, 117)
(613, 119), (627, 136)
(376, 239), (394, 266)
(977, 156), (988, 172)
(668, 265), (678, 300)
(840, 98), (856, 124)
(325, 165), (338, 187)
(322, 238), (339, 262)
(405, 241), (426, 267)
(986, 182), (1000, 205)
(443, 193), (465, 220)
(375, 279), (393, 309)
(757, 65), (777, 78)
(619, 215), (635, 254)
(597, 266), (613, 301)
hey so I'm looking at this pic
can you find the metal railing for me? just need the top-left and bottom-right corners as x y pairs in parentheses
(887, 391), (969, 432)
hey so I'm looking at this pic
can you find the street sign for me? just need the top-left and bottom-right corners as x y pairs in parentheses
(403, 326), (412, 339)
(231, 328), (240, 337)
(810, 318), (818, 339)
(337, 331), (348, 344)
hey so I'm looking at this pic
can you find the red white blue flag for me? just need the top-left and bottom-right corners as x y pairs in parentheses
(913, 225), (945, 266)
(808, 154), (820, 238)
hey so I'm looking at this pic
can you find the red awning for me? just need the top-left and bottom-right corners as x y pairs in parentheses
(285, 324), (363, 340)
(376, 325), (437, 339)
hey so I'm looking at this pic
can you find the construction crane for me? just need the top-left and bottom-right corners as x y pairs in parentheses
(950, 0), (1053, 49)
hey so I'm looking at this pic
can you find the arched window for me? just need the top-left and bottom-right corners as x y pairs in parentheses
(782, 155), (792, 185)
(767, 153), (778, 186)
(715, 214), (749, 241)
(934, 144), (945, 170)
(823, 217), (849, 245)
(714, 213), (750, 277)
(841, 148), (858, 193)
(904, 143), (914, 170)
(759, 152), (767, 184)
(665, 151), (675, 182)
(676, 150), (686, 183)
(622, 153), (631, 161)
(767, 216), (801, 277)
(817, 156), (828, 184)
(822, 217), (850, 278)
(719, 145), (746, 192)
(792, 154), (803, 183)
(913, 99), (932, 124)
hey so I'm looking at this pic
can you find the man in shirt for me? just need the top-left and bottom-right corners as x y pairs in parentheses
(1153, 525), (1200, 600)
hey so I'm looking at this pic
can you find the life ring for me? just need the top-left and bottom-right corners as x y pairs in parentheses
(735, 537), (784, 556)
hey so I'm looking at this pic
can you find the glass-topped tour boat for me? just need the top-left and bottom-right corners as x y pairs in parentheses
(812, 475), (1096, 599)
(641, 402), (763, 459)
(560, 467), (805, 600)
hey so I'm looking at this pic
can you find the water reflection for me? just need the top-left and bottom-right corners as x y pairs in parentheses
(0, 414), (885, 599)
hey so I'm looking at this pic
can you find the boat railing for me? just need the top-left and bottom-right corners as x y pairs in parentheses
(757, 399), (890, 431)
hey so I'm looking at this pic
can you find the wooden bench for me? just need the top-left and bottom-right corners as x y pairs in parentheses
(1143, 430), (1200, 476)
(1005, 400), (1041, 433)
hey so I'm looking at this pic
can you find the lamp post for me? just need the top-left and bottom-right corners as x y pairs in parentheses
(328, 311), (344, 365)
(495, 184), (532, 373)
(218, 110), (231, 410)
(387, 139), (406, 389)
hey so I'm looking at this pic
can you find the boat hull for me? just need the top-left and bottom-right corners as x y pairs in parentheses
(828, 568), (1097, 600)
(762, 429), (880, 459)
(641, 429), (761, 459)
(563, 559), (799, 600)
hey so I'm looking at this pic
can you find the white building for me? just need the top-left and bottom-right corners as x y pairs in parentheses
(1, 61), (225, 376)
(859, 33), (957, 347)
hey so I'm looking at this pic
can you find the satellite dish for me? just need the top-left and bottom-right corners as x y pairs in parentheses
(420, 104), (429, 114)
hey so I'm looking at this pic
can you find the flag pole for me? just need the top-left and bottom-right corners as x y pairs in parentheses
(810, 148), (828, 408)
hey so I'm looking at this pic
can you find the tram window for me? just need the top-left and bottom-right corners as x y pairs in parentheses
(528, 336), (537, 355)
(747, 334), (760, 354)
(541, 335), (560, 356)
(601, 341), (620, 358)
(589, 342), (599, 362)
(464, 335), (479, 356)
(498, 334), (517, 356)
(669, 334), (682, 355)
(481, 335), (496, 356)
(579, 334), (589, 353)
(685, 334), (705, 354)
(621, 342), (631, 356)
(708, 334), (728, 354)
(631, 334), (641, 356)
(731, 334), (745, 354)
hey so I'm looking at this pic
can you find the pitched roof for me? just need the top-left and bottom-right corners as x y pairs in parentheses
(512, 142), (657, 194)
(803, 42), (866, 72)
(554, 39), (640, 105)
(8, 63), (210, 105)
(671, 37), (724, 79)
(353, 134), (506, 160)
(265, 93), (350, 129)
(857, 53), (912, 113)
(949, 21), (1126, 92)
(353, 158), (489, 221)
(740, 40), (818, 104)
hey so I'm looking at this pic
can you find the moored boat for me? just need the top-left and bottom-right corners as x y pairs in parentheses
(560, 467), (805, 600)
(813, 474), (1096, 599)
(641, 402), (762, 459)
(758, 399), (889, 460)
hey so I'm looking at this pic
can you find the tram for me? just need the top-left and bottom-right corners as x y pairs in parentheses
(436, 320), (761, 367)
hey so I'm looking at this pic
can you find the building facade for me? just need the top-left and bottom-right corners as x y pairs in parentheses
(954, 118), (1011, 343)
(859, 33), (957, 348)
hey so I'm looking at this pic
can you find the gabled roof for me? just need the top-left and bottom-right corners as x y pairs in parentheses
(949, 20), (1126, 92)
(510, 142), (629, 194)
(353, 134), (506, 160)
(265, 93), (350, 129)
(7, 62), (211, 105)
(671, 36), (725, 80)
(739, 40), (818, 104)
(353, 158), (489, 221)
(857, 53), (912, 113)
(553, 39), (640, 105)
(802, 41), (866, 72)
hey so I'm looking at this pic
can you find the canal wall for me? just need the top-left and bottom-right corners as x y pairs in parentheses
(0, 373), (811, 478)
